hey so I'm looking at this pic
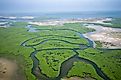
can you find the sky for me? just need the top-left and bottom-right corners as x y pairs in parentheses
(0, 0), (121, 13)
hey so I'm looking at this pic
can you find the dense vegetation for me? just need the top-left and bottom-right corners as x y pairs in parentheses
(109, 18), (121, 28)
(0, 23), (36, 80)
(0, 21), (121, 80)
(78, 49), (121, 80)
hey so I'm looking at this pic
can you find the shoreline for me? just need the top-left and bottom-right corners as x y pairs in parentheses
(28, 17), (111, 26)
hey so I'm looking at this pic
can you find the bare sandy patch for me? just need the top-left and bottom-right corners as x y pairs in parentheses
(62, 77), (95, 80)
(0, 58), (18, 80)
(84, 23), (121, 49)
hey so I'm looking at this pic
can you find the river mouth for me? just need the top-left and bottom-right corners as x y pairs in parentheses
(21, 25), (110, 80)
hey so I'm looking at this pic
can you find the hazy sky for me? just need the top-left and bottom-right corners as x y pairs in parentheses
(0, 0), (121, 13)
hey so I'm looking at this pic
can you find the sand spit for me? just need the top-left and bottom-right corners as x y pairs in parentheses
(84, 21), (121, 49)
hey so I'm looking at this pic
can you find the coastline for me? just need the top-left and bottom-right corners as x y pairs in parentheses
(28, 17), (111, 26)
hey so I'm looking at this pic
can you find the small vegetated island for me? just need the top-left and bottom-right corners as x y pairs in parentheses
(0, 18), (121, 80)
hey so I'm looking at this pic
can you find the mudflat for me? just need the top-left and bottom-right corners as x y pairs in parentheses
(0, 58), (18, 80)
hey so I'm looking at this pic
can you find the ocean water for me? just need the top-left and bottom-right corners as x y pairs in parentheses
(0, 11), (121, 20)
(43, 11), (121, 19)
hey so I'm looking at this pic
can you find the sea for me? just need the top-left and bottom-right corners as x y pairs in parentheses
(0, 11), (121, 21)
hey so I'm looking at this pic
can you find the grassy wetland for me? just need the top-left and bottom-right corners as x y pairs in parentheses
(0, 18), (121, 80)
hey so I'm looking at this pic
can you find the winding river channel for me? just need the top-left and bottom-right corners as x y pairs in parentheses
(21, 25), (110, 80)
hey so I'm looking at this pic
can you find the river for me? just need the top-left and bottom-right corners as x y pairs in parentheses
(21, 25), (110, 80)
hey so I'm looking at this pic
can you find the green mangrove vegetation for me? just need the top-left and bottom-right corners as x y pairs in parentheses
(0, 21), (121, 80)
